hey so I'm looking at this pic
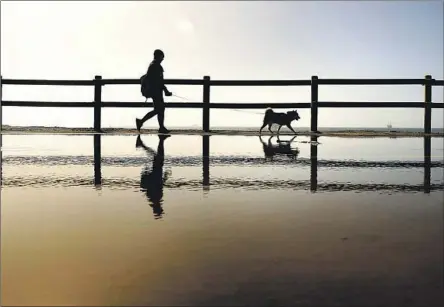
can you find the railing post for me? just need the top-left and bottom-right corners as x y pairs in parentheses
(423, 136), (431, 194)
(94, 134), (102, 188)
(311, 76), (319, 133)
(94, 75), (102, 132)
(424, 75), (432, 135)
(203, 76), (210, 132)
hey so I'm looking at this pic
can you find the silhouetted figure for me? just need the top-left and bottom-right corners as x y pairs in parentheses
(136, 134), (171, 219)
(259, 135), (300, 161)
(136, 49), (173, 134)
(259, 108), (300, 135)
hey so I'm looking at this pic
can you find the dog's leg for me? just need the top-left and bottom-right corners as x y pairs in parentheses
(259, 122), (267, 134)
(277, 125), (283, 135)
(268, 124), (273, 134)
(286, 124), (297, 134)
(259, 135), (265, 143)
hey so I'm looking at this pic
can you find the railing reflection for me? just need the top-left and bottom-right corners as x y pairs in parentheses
(310, 136), (318, 193)
(94, 134), (102, 188)
(88, 133), (433, 194)
(424, 136), (431, 194)
(203, 135), (210, 192)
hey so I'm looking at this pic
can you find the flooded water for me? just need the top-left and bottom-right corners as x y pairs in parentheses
(1, 133), (443, 306)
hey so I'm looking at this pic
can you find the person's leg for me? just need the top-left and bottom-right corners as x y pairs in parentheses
(154, 94), (169, 133)
(157, 105), (166, 130)
(141, 110), (157, 123)
(136, 94), (158, 131)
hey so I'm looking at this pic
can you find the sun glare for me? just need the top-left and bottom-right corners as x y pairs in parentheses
(176, 19), (194, 34)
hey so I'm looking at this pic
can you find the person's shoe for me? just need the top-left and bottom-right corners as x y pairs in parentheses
(158, 127), (170, 134)
(158, 134), (171, 141)
(136, 118), (142, 132)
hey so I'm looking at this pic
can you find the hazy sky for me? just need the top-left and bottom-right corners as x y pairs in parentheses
(1, 1), (443, 128)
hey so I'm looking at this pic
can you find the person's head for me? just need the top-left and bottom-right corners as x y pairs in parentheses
(153, 49), (164, 62)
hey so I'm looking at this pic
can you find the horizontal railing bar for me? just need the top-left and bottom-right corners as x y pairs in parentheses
(101, 78), (204, 85)
(1, 79), (95, 86)
(101, 102), (203, 108)
(2, 101), (444, 108)
(2, 78), (444, 86)
(317, 79), (429, 85)
(1, 101), (95, 107)
(210, 80), (311, 86)
(318, 102), (444, 108)
(208, 103), (311, 108)
(99, 102), (309, 108)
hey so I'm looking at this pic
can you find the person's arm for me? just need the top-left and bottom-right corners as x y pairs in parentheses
(158, 65), (172, 95)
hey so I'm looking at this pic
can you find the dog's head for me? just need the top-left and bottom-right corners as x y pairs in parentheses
(287, 110), (300, 121)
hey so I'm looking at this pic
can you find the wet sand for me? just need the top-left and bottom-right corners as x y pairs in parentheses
(1, 133), (443, 306)
(2, 125), (444, 137)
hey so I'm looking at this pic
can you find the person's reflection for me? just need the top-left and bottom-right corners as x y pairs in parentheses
(136, 134), (170, 219)
(259, 135), (300, 161)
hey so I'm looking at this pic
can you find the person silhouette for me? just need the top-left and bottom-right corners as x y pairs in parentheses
(136, 134), (171, 219)
(136, 49), (172, 134)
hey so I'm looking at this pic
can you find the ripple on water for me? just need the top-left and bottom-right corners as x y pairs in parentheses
(3, 155), (444, 168)
(2, 174), (443, 194)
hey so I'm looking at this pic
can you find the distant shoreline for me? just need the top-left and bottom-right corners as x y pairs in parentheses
(1, 125), (443, 137)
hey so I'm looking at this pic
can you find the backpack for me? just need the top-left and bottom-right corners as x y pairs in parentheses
(140, 74), (151, 99)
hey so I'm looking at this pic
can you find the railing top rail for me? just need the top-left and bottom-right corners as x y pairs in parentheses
(1, 77), (443, 86)
(1, 79), (95, 86)
(317, 78), (436, 85)
(210, 80), (311, 86)
(101, 79), (204, 85)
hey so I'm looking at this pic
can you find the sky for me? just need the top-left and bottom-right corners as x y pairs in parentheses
(1, 0), (443, 129)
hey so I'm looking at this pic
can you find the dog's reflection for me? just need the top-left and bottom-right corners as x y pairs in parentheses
(136, 135), (171, 219)
(260, 135), (300, 161)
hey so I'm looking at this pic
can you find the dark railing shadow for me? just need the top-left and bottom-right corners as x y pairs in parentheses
(0, 133), (2, 188)
(424, 136), (431, 194)
(91, 134), (434, 195)
(310, 136), (318, 193)
(94, 134), (101, 187)
(203, 135), (210, 191)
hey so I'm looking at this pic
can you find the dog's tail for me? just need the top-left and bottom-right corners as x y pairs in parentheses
(262, 108), (274, 124)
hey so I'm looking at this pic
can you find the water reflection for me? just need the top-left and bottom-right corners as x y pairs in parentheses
(94, 134), (101, 187)
(136, 135), (170, 219)
(1, 134), (440, 195)
(259, 135), (300, 161)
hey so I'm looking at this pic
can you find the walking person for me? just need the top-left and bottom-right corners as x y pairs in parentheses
(136, 49), (172, 133)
